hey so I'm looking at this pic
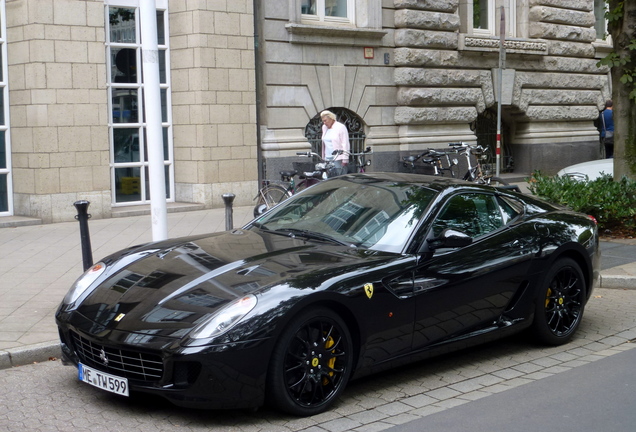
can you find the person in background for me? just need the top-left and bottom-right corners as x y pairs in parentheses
(600, 100), (614, 158)
(321, 110), (350, 176)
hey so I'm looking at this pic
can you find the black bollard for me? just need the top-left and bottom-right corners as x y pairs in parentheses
(222, 193), (235, 231)
(74, 200), (94, 271)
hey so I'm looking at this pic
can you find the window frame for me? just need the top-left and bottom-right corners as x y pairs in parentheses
(462, 0), (517, 38)
(301, 0), (356, 26)
(593, 0), (612, 44)
(105, 1), (174, 206)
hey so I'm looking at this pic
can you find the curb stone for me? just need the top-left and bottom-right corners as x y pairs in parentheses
(0, 342), (61, 370)
(600, 275), (636, 290)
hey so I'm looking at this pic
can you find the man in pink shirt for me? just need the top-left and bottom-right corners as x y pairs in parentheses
(321, 110), (350, 176)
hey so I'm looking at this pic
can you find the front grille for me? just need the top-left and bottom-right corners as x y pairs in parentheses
(71, 332), (164, 383)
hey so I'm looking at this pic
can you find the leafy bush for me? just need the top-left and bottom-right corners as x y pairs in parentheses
(527, 171), (636, 234)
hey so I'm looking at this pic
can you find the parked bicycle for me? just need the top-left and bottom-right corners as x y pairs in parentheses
(253, 152), (335, 217)
(334, 146), (373, 173)
(401, 143), (518, 190)
(448, 142), (509, 186)
(401, 149), (458, 177)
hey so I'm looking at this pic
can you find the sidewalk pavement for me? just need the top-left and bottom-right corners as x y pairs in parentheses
(1, 200), (635, 370)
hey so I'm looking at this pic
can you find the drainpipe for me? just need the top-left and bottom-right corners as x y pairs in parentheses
(140, 0), (168, 241)
(253, 0), (264, 183)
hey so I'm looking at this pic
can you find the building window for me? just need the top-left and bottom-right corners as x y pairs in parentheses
(464, 0), (516, 37)
(301, 0), (354, 25)
(473, 0), (495, 35)
(106, 3), (173, 205)
(594, 0), (608, 40)
(0, 0), (11, 215)
(473, 0), (491, 32)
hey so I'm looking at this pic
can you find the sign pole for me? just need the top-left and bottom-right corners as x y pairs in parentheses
(496, 6), (506, 178)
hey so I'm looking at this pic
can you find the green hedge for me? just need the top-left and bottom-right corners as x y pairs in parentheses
(527, 171), (636, 231)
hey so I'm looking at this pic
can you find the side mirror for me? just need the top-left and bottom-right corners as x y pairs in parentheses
(427, 229), (473, 250)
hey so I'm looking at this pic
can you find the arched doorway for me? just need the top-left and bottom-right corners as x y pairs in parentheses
(304, 108), (366, 157)
(470, 108), (514, 173)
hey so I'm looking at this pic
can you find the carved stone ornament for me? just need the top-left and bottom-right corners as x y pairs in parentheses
(460, 35), (548, 55)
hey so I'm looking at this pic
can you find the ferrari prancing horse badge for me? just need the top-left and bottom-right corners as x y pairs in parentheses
(364, 283), (374, 299)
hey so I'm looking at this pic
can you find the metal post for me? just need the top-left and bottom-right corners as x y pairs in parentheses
(222, 193), (235, 231)
(74, 200), (94, 271)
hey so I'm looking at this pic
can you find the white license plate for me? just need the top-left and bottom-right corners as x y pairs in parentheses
(79, 363), (129, 396)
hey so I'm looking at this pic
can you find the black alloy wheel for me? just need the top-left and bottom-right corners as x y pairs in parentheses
(267, 308), (353, 416)
(532, 258), (586, 345)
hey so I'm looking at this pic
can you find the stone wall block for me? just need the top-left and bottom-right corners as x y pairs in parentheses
(53, 0), (87, 26)
(60, 167), (94, 193)
(524, 105), (600, 121)
(530, 6), (595, 27)
(394, 106), (478, 125)
(29, 40), (55, 62)
(394, 29), (458, 49)
(395, 68), (482, 87)
(514, 71), (606, 94)
(34, 169), (60, 194)
(528, 0), (592, 12)
(547, 41), (595, 58)
(529, 22), (596, 42)
(397, 87), (483, 109)
(541, 56), (606, 74)
(394, 47), (459, 67)
(394, 10), (460, 31)
(25, 63), (46, 89)
(513, 71), (608, 111)
(394, 0), (458, 13)
(519, 89), (600, 112)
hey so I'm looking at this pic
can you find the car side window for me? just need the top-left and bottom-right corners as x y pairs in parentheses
(432, 193), (504, 239)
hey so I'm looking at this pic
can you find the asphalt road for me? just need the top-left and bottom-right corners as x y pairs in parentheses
(2, 287), (636, 432)
(387, 346), (636, 432)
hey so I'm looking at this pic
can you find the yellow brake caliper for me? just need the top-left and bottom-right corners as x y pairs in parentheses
(545, 288), (552, 308)
(323, 335), (336, 385)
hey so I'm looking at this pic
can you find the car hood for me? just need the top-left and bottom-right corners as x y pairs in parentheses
(72, 228), (397, 339)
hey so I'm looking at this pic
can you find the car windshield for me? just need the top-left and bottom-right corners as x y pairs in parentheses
(251, 177), (437, 253)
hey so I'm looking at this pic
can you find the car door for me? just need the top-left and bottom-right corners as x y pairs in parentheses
(410, 192), (535, 350)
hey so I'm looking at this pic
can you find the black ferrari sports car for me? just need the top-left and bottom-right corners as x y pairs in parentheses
(56, 173), (600, 416)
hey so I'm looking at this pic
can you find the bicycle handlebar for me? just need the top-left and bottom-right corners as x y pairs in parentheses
(332, 147), (373, 157)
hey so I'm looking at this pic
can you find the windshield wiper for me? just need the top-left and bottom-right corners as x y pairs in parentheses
(251, 221), (268, 230)
(275, 228), (353, 247)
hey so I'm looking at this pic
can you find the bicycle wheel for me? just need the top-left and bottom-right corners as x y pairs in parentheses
(254, 184), (290, 217)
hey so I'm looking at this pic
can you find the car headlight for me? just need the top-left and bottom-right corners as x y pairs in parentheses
(189, 294), (257, 340)
(63, 262), (106, 305)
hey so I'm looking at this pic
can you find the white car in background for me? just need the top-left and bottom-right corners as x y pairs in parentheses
(557, 159), (614, 181)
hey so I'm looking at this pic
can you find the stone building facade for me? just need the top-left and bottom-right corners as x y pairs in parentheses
(259, 0), (612, 177)
(0, 0), (611, 223)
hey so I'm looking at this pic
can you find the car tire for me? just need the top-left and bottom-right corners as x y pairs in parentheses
(267, 307), (353, 416)
(532, 258), (586, 345)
